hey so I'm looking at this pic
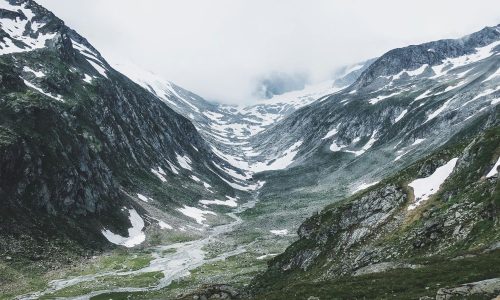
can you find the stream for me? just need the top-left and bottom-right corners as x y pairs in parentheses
(18, 196), (259, 300)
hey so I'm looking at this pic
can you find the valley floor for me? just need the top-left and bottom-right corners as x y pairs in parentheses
(3, 190), (296, 300)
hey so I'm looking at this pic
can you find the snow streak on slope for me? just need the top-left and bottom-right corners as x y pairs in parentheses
(486, 156), (500, 178)
(249, 141), (304, 172)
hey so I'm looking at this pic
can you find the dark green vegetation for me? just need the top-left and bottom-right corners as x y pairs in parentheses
(253, 250), (500, 300)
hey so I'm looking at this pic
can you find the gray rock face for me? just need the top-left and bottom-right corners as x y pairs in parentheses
(353, 262), (421, 276)
(299, 184), (406, 245)
(274, 185), (407, 274)
(436, 278), (500, 300)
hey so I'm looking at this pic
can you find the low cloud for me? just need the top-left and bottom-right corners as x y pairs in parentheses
(38, 0), (500, 104)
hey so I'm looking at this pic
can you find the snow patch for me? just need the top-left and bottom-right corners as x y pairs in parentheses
(394, 150), (410, 162)
(345, 131), (378, 156)
(393, 64), (428, 80)
(136, 193), (152, 203)
(411, 138), (426, 146)
(322, 127), (338, 140)
(330, 141), (347, 152)
(352, 181), (380, 194)
(414, 90), (432, 101)
(101, 208), (145, 248)
(83, 74), (93, 83)
(484, 68), (500, 82)
(425, 99), (453, 123)
(151, 168), (167, 182)
(177, 205), (216, 225)
(166, 161), (180, 175)
(486, 157), (500, 178)
(176, 153), (193, 171)
(408, 158), (458, 210)
(158, 221), (173, 230)
(368, 91), (403, 105)
(203, 181), (212, 190)
(256, 253), (279, 260)
(199, 196), (238, 207)
(86, 59), (108, 78)
(270, 229), (288, 236)
(250, 141), (303, 172)
(394, 109), (408, 123)
(23, 79), (64, 102)
(23, 66), (45, 78)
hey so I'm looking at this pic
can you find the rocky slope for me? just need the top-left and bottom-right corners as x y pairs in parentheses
(248, 119), (499, 299)
(249, 25), (500, 195)
(0, 0), (251, 261)
(239, 25), (500, 300)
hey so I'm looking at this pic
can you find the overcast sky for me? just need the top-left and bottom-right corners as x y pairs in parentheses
(37, 0), (500, 104)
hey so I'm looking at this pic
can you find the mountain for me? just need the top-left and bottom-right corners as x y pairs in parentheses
(242, 26), (500, 299)
(248, 124), (500, 299)
(113, 59), (374, 180)
(1, 0), (499, 299)
(251, 25), (500, 191)
(0, 0), (373, 262)
(182, 25), (499, 300)
(0, 0), (256, 262)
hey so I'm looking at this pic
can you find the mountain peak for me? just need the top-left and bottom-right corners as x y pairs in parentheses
(354, 24), (500, 89)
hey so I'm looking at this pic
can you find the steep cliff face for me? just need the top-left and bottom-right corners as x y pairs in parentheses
(249, 123), (500, 299)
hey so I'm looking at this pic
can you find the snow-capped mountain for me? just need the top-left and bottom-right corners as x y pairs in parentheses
(113, 59), (374, 181)
(249, 25), (499, 194)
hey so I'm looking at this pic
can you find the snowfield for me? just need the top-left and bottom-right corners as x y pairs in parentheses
(250, 141), (303, 172)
